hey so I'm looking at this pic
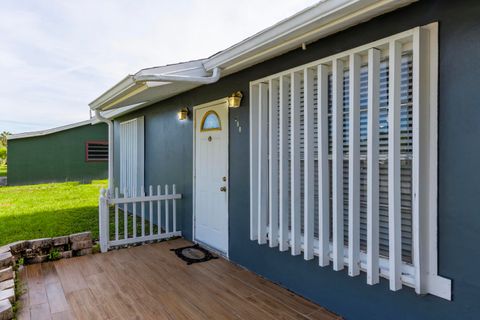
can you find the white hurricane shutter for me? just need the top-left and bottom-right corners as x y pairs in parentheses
(120, 117), (144, 197)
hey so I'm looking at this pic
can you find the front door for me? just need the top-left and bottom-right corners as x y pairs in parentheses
(194, 100), (229, 254)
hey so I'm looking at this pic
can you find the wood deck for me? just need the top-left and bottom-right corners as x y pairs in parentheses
(17, 238), (341, 320)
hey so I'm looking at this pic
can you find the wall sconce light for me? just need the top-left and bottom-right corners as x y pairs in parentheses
(227, 91), (243, 108)
(177, 107), (189, 121)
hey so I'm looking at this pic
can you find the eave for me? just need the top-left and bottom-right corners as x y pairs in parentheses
(90, 0), (417, 118)
(204, 0), (417, 75)
(8, 119), (94, 140)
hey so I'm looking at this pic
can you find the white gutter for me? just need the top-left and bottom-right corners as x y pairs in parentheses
(204, 0), (416, 74)
(133, 67), (221, 83)
(90, 67), (221, 111)
(95, 110), (114, 194)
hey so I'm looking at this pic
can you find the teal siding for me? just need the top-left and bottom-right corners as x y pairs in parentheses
(111, 1), (480, 318)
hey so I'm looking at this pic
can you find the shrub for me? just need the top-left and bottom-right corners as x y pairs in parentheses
(48, 249), (62, 261)
(0, 146), (6, 165)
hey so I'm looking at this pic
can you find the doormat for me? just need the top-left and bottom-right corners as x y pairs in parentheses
(170, 244), (218, 265)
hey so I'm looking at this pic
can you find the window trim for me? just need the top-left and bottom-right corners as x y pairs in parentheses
(249, 23), (450, 300)
(200, 110), (222, 131)
(85, 140), (108, 162)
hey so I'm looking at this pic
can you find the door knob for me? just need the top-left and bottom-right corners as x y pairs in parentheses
(220, 186), (227, 192)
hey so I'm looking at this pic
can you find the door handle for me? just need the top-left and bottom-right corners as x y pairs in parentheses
(220, 186), (227, 192)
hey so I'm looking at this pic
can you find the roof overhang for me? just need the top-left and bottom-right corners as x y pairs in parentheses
(8, 119), (94, 140)
(204, 0), (416, 75)
(89, 60), (209, 112)
(90, 0), (416, 118)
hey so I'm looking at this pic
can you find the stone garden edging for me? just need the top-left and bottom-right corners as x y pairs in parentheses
(0, 231), (94, 320)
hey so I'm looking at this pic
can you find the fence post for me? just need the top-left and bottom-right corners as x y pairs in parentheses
(99, 188), (109, 253)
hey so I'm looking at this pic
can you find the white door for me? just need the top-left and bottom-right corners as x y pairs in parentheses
(194, 101), (229, 254)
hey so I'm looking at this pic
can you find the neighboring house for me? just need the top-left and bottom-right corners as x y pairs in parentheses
(90, 1), (480, 319)
(7, 120), (108, 185)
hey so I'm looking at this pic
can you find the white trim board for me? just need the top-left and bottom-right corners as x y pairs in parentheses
(8, 119), (95, 140)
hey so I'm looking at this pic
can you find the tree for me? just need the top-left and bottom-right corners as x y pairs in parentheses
(0, 131), (11, 147)
(0, 146), (6, 165)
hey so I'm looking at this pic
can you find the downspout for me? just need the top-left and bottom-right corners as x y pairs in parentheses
(133, 67), (221, 83)
(95, 110), (114, 195)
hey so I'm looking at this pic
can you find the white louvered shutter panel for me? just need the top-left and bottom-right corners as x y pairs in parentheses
(120, 117), (145, 197)
(249, 25), (448, 299)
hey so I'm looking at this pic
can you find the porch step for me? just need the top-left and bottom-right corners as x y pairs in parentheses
(0, 299), (13, 320)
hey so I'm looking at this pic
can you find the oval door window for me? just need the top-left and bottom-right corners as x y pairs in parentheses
(200, 110), (221, 131)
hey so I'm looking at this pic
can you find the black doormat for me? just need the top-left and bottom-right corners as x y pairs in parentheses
(170, 244), (218, 265)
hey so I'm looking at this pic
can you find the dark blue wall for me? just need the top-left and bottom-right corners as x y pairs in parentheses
(112, 1), (480, 318)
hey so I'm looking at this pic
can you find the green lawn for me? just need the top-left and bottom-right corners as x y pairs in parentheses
(0, 164), (6, 177)
(0, 180), (107, 246)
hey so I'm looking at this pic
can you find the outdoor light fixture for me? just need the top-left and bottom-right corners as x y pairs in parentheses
(227, 91), (243, 108)
(177, 107), (189, 121)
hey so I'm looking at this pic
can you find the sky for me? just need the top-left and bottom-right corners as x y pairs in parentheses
(0, 0), (319, 134)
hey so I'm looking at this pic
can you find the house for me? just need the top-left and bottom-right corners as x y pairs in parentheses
(7, 120), (108, 185)
(89, 1), (480, 319)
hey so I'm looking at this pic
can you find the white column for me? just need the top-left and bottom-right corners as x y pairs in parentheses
(367, 48), (380, 285)
(348, 53), (361, 277)
(249, 84), (259, 241)
(388, 40), (403, 291)
(258, 83), (269, 244)
(290, 71), (302, 255)
(279, 76), (290, 252)
(318, 64), (330, 267)
(304, 68), (315, 260)
(269, 79), (279, 248)
(332, 59), (344, 271)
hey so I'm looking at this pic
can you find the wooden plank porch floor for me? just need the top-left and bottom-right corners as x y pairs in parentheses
(17, 238), (341, 320)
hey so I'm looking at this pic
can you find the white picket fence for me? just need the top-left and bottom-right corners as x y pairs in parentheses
(99, 185), (182, 252)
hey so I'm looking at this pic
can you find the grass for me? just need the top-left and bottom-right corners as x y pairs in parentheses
(108, 207), (160, 241)
(0, 164), (6, 177)
(0, 180), (107, 246)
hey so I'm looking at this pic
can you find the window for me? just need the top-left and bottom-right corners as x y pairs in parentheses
(249, 24), (451, 300)
(201, 110), (221, 131)
(120, 117), (144, 197)
(85, 141), (108, 161)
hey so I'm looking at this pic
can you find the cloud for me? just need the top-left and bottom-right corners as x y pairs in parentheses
(0, 0), (318, 133)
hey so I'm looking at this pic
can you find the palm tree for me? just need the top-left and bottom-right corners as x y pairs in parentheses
(0, 131), (11, 147)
